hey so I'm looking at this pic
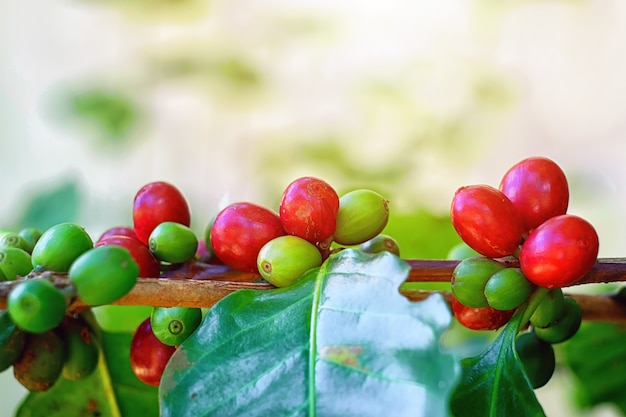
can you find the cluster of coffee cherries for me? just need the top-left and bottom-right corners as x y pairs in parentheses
(209, 176), (395, 287)
(0, 222), (141, 391)
(449, 156), (599, 389)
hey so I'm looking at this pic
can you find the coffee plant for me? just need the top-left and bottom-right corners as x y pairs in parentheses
(0, 157), (625, 417)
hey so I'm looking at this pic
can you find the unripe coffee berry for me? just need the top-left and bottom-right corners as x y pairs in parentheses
(333, 189), (389, 246)
(451, 257), (505, 308)
(257, 235), (323, 287)
(484, 268), (534, 311)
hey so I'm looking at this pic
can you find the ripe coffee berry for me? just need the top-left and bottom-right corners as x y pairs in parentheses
(133, 182), (191, 246)
(130, 317), (176, 387)
(451, 295), (515, 331)
(96, 235), (161, 278)
(279, 177), (339, 244)
(450, 185), (524, 258)
(499, 156), (569, 233)
(520, 214), (599, 288)
(210, 202), (285, 273)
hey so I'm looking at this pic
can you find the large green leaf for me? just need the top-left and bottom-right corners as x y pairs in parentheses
(161, 249), (459, 417)
(13, 179), (81, 231)
(564, 322), (626, 413)
(15, 331), (158, 417)
(450, 309), (545, 417)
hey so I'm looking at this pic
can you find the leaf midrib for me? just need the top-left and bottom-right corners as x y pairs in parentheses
(308, 265), (326, 417)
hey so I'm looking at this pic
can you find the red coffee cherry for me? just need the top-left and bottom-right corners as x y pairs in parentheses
(97, 226), (138, 243)
(130, 317), (176, 387)
(450, 185), (524, 258)
(133, 182), (191, 246)
(451, 295), (515, 331)
(499, 156), (569, 233)
(520, 214), (599, 288)
(279, 177), (339, 243)
(210, 202), (285, 273)
(96, 235), (161, 278)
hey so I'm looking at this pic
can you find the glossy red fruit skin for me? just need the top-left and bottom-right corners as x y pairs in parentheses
(130, 318), (176, 387)
(499, 157), (569, 233)
(451, 295), (515, 331)
(96, 236), (161, 278)
(450, 185), (524, 258)
(520, 214), (599, 288)
(279, 177), (339, 243)
(97, 226), (138, 243)
(210, 202), (286, 273)
(133, 182), (191, 245)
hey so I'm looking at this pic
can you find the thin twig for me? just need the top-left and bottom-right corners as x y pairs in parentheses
(0, 259), (625, 322)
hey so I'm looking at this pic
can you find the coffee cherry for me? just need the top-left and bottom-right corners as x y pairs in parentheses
(59, 316), (99, 381)
(31, 222), (93, 273)
(130, 317), (176, 387)
(529, 288), (566, 328)
(0, 310), (26, 372)
(534, 298), (582, 344)
(151, 306), (202, 346)
(257, 235), (323, 287)
(210, 202), (285, 273)
(69, 246), (139, 306)
(13, 330), (65, 392)
(515, 331), (556, 389)
(8, 278), (67, 333)
(279, 177), (339, 243)
(358, 234), (400, 256)
(133, 181), (191, 246)
(451, 295), (515, 331)
(0, 247), (33, 281)
(97, 226), (138, 242)
(451, 185), (524, 258)
(333, 189), (389, 246)
(149, 222), (198, 264)
(499, 156), (569, 233)
(96, 235), (161, 278)
(520, 214), (599, 288)
(17, 228), (43, 254)
(451, 257), (505, 308)
(0, 233), (31, 252)
(484, 268), (534, 311)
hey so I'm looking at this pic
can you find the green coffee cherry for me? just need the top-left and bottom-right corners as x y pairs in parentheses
(31, 222), (93, 273)
(13, 330), (65, 392)
(0, 233), (31, 252)
(69, 246), (139, 306)
(534, 297), (582, 344)
(530, 288), (566, 328)
(451, 257), (505, 308)
(358, 234), (400, 256)
(0, 247), (33, 281)
(8, 278), (67, 333)
(149, 221), (198, 264)
(257, 235), (323, 287)
(17, 228), (43, 254)
(515, 331), (556, 389)
(484, 268), (534, 311)
(333, 189), (389, 246)
(446, 242), (481, 260)
(59, 317), (99, 381)
(151, 306), (203, 346)
(0, 310), (26, 372)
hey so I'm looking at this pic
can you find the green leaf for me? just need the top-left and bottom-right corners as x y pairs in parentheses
(13, 179), (81, 231)
(450, 309), (545, 417)
(69, 90), (138, 141)
(161, 249), (459, 417)
(564, 322), (626, 413)
(15, 331), (158, 417)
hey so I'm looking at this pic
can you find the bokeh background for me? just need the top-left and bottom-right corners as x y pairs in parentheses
(2, 0), (626, 416)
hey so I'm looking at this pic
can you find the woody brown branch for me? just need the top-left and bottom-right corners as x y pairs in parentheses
(0, 258), (625, 322)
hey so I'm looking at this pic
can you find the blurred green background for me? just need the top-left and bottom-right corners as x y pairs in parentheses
(2, 0), (626, 416)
